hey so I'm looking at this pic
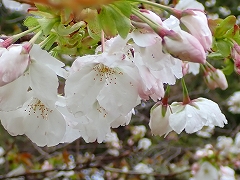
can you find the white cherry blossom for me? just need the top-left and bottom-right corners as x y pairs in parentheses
(169, 97), (227, 134)
(65, 50), (140, 118)
(192, 162), (218, 180)
(0, 93), (67, 147)
(0, 44), (66, 111)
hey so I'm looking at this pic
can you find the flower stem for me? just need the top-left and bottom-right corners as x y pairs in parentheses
(23, 30), (43, 52)
(0, 25), (41, 48)
(101, 30), (105, 53)
(181, 78), (191, 104)
(39, 33), (57, 49)
(131, 7), (167, 36)
(162, 85), (170, 106)
(130, 0), (182, 18)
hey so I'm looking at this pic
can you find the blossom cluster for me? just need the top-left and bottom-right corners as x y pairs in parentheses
(0, 0), (235, 147)
(190, 133), (240, 180)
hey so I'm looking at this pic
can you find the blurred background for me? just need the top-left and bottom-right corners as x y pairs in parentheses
(0, 0), (240, 179)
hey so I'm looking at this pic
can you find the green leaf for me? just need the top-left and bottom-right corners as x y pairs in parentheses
(84, 9), (101, 40)
(207, 52), (225, 60)
(43, 33), (58, 51)
(56, 22), (85, 36)
(112, 1), (132, 18)
(37, 18), (59, 35)
(98, 5), (117, 36)
(222, 58), (234, 75)
(215, 15), (236, 38)
(23, 16), (39, 28)
(108, 5), (131, 38)
(215, 39), (232, 57)
(60, 9), (73, 25)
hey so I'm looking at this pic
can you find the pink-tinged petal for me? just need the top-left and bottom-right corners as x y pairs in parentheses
(0, 74), (29, 111)
(22, 98), (66, 147)
(0, 45), (29, 86)
(29, 61), (58, 107)
(163, 16), (206, 63)
(180, 11), (212, 50)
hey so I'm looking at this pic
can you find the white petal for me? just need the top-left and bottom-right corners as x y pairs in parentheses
(169, 103), (207, 134)
(23, 98), (66, 147)
(130, 31), (158, 47)
(175, 0), (205, 10)
(0, 109), (25, 136)
(30, 45), (67, 78)
(149, 105), (172, 136)
(29, 61), (59, 107)
(60, 118), (81, 143)
(97, 70), (139, 116)
(111, 109), (134, 128)
(0, 74), (29, 111)
(65, 65), (104, 115)
(195, 98), (228, 127)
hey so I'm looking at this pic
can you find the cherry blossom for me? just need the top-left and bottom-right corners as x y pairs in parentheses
(169, 97), (227, 134)
(65, 49), (140, 118)
(192, 162), (218, 180)
(0, 92), (67, 147)
(0, 44), (66, 111)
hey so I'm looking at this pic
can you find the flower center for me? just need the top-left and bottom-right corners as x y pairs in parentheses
(24, 98), (53, 120)
(92, 64), (123, 85)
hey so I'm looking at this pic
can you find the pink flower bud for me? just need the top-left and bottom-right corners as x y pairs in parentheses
(0, 45), (30, 87)
(163, 30), (206, 63)
(180, 10), (212, 51)
(204, 69), (228, 90)
(162, 16), (206, 63)
(231, 43), (240, 75)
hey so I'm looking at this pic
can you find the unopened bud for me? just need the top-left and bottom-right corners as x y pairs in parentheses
(204, 69), (228, 90)
(0, 45), (30, 87)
